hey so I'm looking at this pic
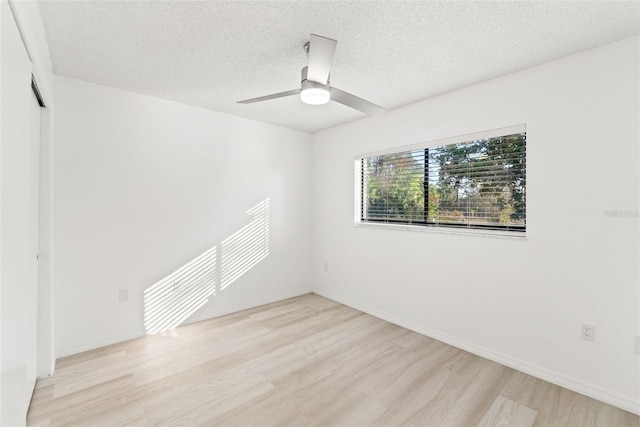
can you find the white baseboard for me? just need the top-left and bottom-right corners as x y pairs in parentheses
(55, 327), (145, 359)
(55, 288), (311, 359)
(183, 288), (312, 325)
(313, 289), (640, 416)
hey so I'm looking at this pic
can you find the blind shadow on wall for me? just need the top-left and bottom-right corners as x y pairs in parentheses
(143, 198), (270, 334)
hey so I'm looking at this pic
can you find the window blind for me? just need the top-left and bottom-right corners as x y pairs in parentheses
(359, 131), (526, 232)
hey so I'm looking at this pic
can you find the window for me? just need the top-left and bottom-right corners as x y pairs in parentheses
(357, 126), (526, 233)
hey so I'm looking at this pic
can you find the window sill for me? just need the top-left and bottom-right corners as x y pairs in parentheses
(354, 221), (526, 240)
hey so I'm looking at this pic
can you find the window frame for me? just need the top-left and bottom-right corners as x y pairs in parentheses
(355, 125), (526, 236)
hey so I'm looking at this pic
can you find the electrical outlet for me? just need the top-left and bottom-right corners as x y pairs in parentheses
(581, 323), (595, 341)
(323, 262), (329, 272)
(118, 288), (128, 303)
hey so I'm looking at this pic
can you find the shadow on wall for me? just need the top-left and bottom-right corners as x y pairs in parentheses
(143, 198), (270, 334)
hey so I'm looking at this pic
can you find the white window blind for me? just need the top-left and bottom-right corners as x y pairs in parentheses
(357, 128), (526, 232)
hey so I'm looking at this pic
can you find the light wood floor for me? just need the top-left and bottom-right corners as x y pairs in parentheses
(27, 294), (638, 426)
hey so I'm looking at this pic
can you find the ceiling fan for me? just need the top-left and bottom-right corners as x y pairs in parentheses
(237, 34), (385, 115)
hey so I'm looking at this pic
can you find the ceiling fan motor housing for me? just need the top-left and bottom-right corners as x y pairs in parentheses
(300, 66), (330, 105)
(301, 66), (329, 88)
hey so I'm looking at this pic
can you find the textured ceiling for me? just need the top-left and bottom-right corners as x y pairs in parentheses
(38, 1), (640, 133)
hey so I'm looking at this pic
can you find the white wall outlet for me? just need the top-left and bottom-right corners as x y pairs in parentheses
(323, 262), (329, 272)
(581, 323), (595, 341)
(118, 288), (128, 302)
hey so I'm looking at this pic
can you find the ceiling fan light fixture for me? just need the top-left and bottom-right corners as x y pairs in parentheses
(300, 86), (330, 105)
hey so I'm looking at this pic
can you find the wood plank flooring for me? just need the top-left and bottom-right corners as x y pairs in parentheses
(27, 294), (639, 426)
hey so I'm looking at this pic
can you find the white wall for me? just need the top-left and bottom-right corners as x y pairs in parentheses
(53, 76), (312, 356)
(312, 36), (639, 413)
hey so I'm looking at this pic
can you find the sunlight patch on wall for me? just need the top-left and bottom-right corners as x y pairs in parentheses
(144, 246), (217, 334)
(143, 198), (270, 334)
(221, 198), (270, 290)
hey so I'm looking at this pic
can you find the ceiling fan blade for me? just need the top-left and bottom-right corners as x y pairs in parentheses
(237, 89), (300, 104)
(330, 87), (385, 115)
(307, 34), (337, 85)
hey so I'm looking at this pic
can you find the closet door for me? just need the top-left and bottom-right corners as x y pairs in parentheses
(0, 0), (40, 425)
(27, 82), (42, 387)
